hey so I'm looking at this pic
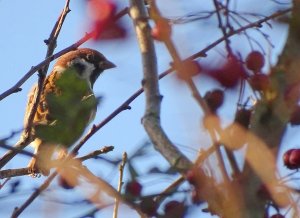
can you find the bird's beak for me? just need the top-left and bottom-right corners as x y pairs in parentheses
(100, 59), (116, 70)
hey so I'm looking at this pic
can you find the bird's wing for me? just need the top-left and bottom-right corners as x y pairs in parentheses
(24, 70), (61, 128)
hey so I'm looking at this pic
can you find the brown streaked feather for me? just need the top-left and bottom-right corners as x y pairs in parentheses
(24, 70), (61, 129)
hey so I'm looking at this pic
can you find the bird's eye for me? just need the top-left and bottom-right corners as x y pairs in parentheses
(86, 54), (94, 62)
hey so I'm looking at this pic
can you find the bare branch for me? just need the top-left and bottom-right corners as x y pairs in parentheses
(0, 0), (72, 172)
(130, 0), (192, 172)
(79, 165), (146, 217)
(12, 153), (145, 218)
(77, 146), (115, 162)
(189, 8), (291, 60)
(0, 146), (114, 179)
(0, 141), (34, 159)
(113, 152), (127, 218)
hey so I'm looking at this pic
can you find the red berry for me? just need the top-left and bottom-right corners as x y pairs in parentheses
(140, 198), (158, 216)
(164, 201), (186, 218)
(210, 55), (246, 88)
(204, 89), (224, 113)
(235, 108), (252, 128)
(289, 149), (300, 166)
(283, 149), (300, 169)
(125, 180), (142, 197)
(248, 73), (270, 91)
(151, 19), (171, 41)
(174, 60), (202, 80)
(290, 106), (300, 125)
(283, 149), (294, 168)
(88, 0), (119, 40)
(246, 51), (265, 72)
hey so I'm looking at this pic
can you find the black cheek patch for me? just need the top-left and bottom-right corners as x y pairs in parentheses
(73, 62), (86, 76)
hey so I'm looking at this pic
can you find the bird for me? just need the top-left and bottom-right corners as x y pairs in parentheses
(1, 48), (115, 176)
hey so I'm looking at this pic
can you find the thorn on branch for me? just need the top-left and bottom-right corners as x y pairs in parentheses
(124, 105), (131, 110)
(14, 88), (22, 93)
(44, 39), (50, 45)
(37, 70), (44, 78)
(91, 124), (97, 131)
(12, 207), (18, 217)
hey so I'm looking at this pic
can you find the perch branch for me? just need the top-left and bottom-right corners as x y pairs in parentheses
(0, 0), (72, 170)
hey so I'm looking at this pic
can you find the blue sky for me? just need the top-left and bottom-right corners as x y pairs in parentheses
(0, 0), (294, 217)
(0, 1), (203, 217)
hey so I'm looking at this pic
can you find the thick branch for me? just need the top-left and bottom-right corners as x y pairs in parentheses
(129, 0), (192, 172)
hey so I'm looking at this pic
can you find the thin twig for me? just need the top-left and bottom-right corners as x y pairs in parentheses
(186, 78), (230, 181)
(0, 178), (11, 190)
(113, 152), (127, 218)
(78, 146), (115, 162)
(153, 176), (185, 204)
(0, 146), (114, 179)
(0, 0), (72, 171)
(189, 8), (291, 61)
(12, 172), (58, 218)
(0, 142), (35, 159)
(212, 0), (232, 54)
(80, 165), (146, 217)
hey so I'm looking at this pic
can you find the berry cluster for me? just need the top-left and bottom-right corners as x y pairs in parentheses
(283, 149), (300, 169)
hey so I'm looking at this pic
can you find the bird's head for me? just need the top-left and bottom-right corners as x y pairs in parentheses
(54, 48), (116, 88)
